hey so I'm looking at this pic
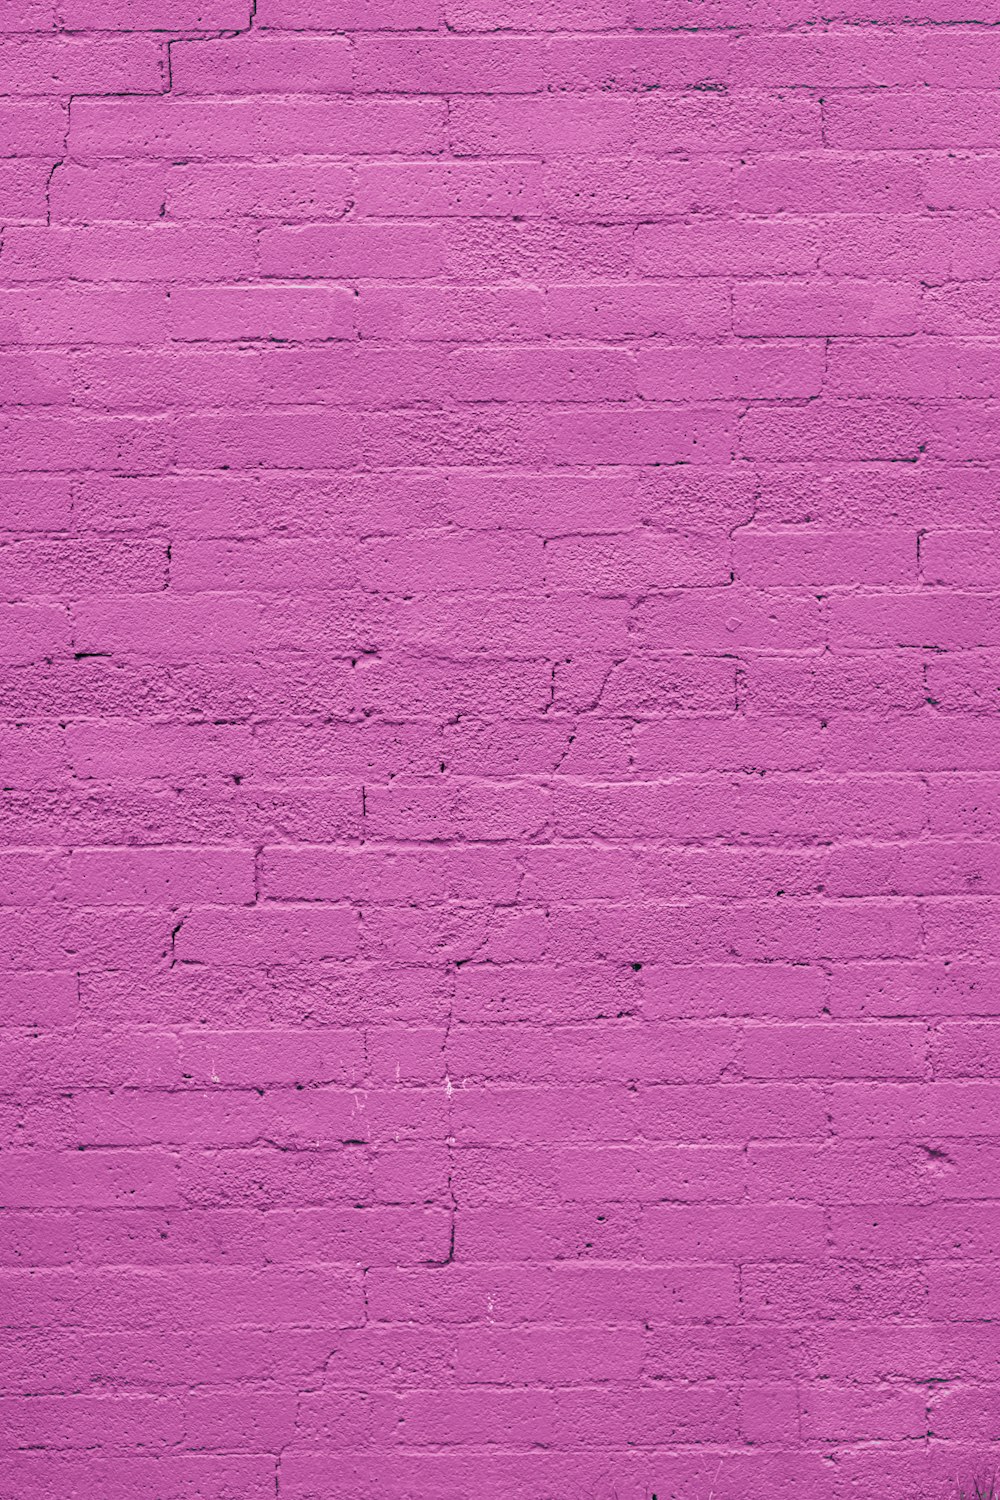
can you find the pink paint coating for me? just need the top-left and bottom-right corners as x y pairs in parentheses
(1, 0), (998, 1496)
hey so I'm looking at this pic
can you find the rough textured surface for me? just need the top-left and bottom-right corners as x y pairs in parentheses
(2, 0), (999, 1496)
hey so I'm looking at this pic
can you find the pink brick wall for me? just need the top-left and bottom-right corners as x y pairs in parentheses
(1, 0), (999, 1495)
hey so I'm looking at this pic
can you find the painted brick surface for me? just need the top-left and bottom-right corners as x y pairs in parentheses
(0, 0), (998, 1495)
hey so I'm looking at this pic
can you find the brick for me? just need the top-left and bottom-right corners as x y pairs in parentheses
(736, 153), (921, 212)
(636, 218), (817, 277)
(171, 34), (352, 95)
(69, 97), (444, 158)
(256, 0), (435, 24)
(48, 162), (167, 224)
(740, 401), (924, 461)
(174, 904), (357, 963)
(637, 340), (822, 401)
(0, 286), (166, 345)
(357, 159), (544, 218)
(733, 279), (919, 336)
(449, 95), (633, 156)
(545, 156), (731, 219)
(545, 280), (729, 338)
(354, 35), (546, 93)
(827, 90), (1000, 150)
(734, 527), (916, 586)
(0, 226), (254, 283)
(636, 89), (820, 153)
(0, 36), (165, 95)
(169, 285), (355, 342)
(167, 160), (354, 221)
(0, 100), (66, 155)
(259, 222), (444, 278)
(61, 0), (249, 23)
(68, 847), (254, 905)
(545, 33), (730, 90)
(448, 345), (633, 402)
